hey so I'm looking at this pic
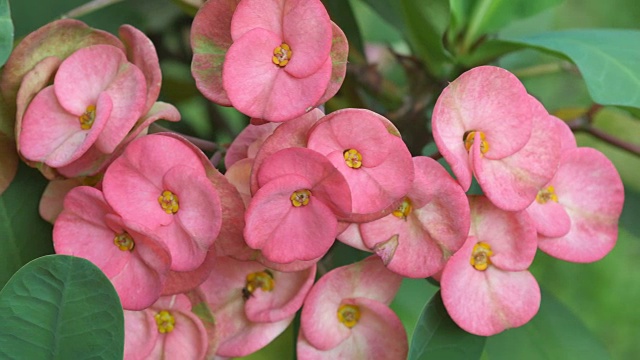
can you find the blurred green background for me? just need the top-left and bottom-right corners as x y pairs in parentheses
(6, 0), (640, 358)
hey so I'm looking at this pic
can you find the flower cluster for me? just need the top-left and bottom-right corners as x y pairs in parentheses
(2, 0), (625, 358)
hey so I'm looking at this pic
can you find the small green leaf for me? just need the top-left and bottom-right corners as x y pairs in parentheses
(408, 291), (486, 360)
(484, 288), (610, 359)
(0, 162), (54, 288)
(0, 255), (124, 359)
(0, 0), (13, 67)
(504, 29), (640, 109)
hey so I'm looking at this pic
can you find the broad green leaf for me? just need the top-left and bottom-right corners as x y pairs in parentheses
(0, 255), (124, 359)
(504, 29), (640, 108)
(0, 0), (13, 67)
(484, 288), (610, 359)
(0, 162), (53, 288)
(408, 291), (486, 360)
(461, 0), (564, 51)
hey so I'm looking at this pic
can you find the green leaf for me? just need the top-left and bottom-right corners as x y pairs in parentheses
(503, 29), (640, 109)
(0, 162), (54, 288)
(408, 291), (486, 360)
(0, 0), (13, 67)
(0, 255), (124, 359)
(484, 288), (610, 359)
(461, 0), (563, 51)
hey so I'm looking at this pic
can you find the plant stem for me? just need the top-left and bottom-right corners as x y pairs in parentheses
(62, 0), (124, 19)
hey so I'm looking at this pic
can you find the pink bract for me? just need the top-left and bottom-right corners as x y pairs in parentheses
(53, 186), (171, 310)
(307, 108), (414, 219)
(198, 256), (315, 358)
(102, 134), (222, 272)
(19, 44), (147, 167)
(359, 156), (470, 278)
(432, 66), (561, 211)
(300, 256), (405, 357)
(535, 147), (624, 262)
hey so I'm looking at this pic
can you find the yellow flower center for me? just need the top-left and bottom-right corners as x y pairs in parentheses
(79, 105), (96, 130)
(155, 310), (175, 334)
(470, 242), (493, 271)
(536, 185), (558, 204)
(463, 130), (489, 154)
(343, 149), (363, 169)
(337, 304), (361, 328)
(113, 232), (135, 251)
(158, 190), (179, 214)
(392, 197), (413, 220)
(272, 43), (292, 67)
(290, 189), (311, 207)
(243, 270), (275, 300)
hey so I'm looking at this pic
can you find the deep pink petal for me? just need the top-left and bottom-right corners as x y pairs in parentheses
(223, 28), (331, 121)
(230, 0), (284, 40)
(550, 115), (577, 151)
(298, 297), (407, 359)
(245, 175), (338, 263)
(316, 22), (349, 105)
(474, 108), (561, 211)
(161, 250), (216, 296)
(469, 196), (537, 271)
(19, 87), (111, 167)
(441, 236), (541, 336)
(538, 148), (624, 262)
(282, 0), (332, 78)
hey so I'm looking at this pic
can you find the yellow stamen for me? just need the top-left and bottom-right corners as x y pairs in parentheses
(392, 197), (413, 220)
(154, 310), (175, 334)
(343, 149), (363, 169)
(79, 105), (96, 130)
(243, 270), (275, 300)
(536, 185), (558, 204)
(337, 304), (361, 328)
(158, 190), (179, 214)
(290, 189), (311, 207)
(272, 43), (292, 67)
(113, 232), (135, 251)
(470, 242), (493, 271)
(463, 130), (489, 154)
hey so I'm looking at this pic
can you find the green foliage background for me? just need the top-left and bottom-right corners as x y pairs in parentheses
(3, 0), (640, 359)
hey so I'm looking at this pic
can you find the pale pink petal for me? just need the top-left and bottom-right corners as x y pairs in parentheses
(538, 148), (624, 262)
(298, 297), (407, 359)
(19, 87), (111, 167)
(474, 108), (561, 211)
(282, 0), (332, 78)
(244, 175), (337, 263)
(223, 28), (331, 121)
(316, 22), (349, 105)
(469, 196), (537, 271)
(549, 115), (577, 151)
(230, 0), (284, 40)
(39, 178), (83, 224)
(526, 200), (571, 238)
(441, 236), (541, 336)
(123, 310), (158, 360)
(224, 157), (253, 207)
(54, 45), (126, 114)
(225, 122), (280, 168)
(336, 222), (370, 252)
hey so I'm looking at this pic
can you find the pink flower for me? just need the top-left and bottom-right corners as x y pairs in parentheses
(191, 0), (348, 122)
(102, 134), (222, 272)
(359, 156), (470, 278)
(19, 44), (146, 167)
(198, 256), (316, 357)
(53, 186), (171, 310)
(531, 147), (624, 262)
(432, 66), (561, 211)
(245, 147), (351, 263)
(299, 256), (406, 359)
(123, 294), (208, 360)
(440, 196), (539, 336)
(306, 108), (415, 221)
